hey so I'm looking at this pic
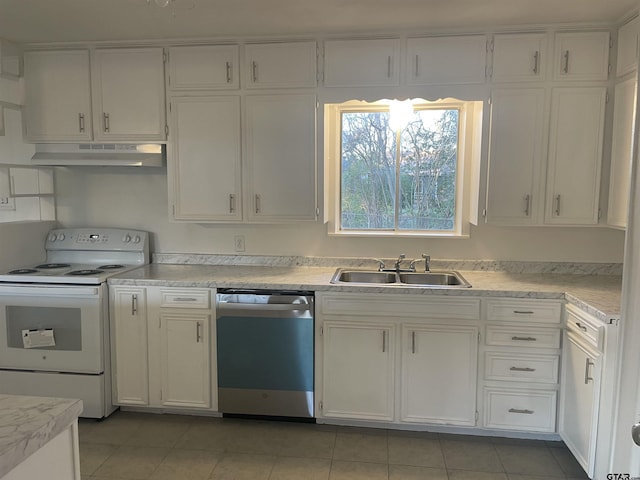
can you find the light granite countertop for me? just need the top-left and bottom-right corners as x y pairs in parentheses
(109, 264), (622, 323)
(0, 394), (83, 478)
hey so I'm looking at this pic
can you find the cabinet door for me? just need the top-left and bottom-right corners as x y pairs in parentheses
(401, 325), (478, 426)
(23, 50), (92, 142)
(323, 38), (400, 87)
(407, 35), (487, 85)
(244, 94), (317, 222)
(168, 45), (239, 90)
(608, 78), (637, 229)
(159, 313), (211, 409)
(92, 48), (166, 141)
(491, 33), (547, 82)
(545, 87), (606, 225)
(553, 32), (610, 81)
(321, 321), (395, 421)
(244, 42), (317, 88)
(559, 331), (602, 478)
(112, 287), (148, 406)
(617, 17), (639, 76)
(168, 96), (242, 222)
(486, 88), (546, 225)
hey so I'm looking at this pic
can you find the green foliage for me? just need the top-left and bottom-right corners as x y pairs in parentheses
(340, 107), (459, 231)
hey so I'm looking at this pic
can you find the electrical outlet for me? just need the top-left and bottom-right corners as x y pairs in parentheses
(0, 197), (15, 210)
(234, 235), (245, 252)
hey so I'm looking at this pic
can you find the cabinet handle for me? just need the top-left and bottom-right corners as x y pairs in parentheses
(255, 194), (261, 214)
(511, 336), (537, 342)
(173, 297), (198, 302)
(513, 310), (534, 315)
(131, 294), (138, 315)
(510, 366), (536, 372)
(509, 408), (534, 414)
(252, 61), (258, 82)
(78, 113), (85, 133)
(414, 54), (419, 77)
(554, 194), (561, 216)
(196, 321), (202, 343)
(533, 50), (540, 74)
(411, 331), (416, 354)
(382, 330), (387, 352)
(575, 322), (588, 332)
(387, 55), (392, 78)
(229, 194), (235, 213)
(563, 50), (570, 74)
(226, 61), (232, 83)
(524, 194), (531, 217)
(585, 358), (594, 384)
(9, 175), (15, 195)
(103, 112), (110, 133)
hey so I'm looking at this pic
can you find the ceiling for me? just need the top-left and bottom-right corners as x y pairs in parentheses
(0, 0), (637, 45)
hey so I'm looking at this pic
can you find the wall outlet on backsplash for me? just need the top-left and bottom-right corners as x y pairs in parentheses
(234, 235), (245, 252)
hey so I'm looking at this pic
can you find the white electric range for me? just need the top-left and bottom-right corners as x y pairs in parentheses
(0, 228), (149, 418)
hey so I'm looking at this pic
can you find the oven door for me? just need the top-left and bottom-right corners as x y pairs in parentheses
(0, 284), (105, 374)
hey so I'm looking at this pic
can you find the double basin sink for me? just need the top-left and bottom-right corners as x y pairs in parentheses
(330, 268), (471, 288)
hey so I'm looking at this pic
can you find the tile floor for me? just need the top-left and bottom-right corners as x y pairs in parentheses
(78, 410), (590, 480)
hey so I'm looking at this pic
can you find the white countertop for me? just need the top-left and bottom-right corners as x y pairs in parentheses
(0, 394), (83, 478)
(109, 264), (622, 322)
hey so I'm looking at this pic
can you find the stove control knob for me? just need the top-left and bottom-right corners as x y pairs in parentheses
(57, 233), (65, 241)
(133, 235), (141, 244)
(48, 233), (57, 242)
(122, 234), (132, 243)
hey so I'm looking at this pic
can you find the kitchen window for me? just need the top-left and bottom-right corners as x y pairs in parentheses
(324, 99), (482, 237)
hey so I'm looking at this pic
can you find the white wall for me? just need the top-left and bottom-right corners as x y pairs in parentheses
(54, 166), (626, 262)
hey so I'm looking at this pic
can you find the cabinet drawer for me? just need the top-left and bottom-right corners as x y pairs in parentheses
(159, 289), (211, 308)
(484, 388), (557, 432)
(484, 298), (562, 324)
(565, 304), (603, 350)
(485, 325), (561, 349)
(484, 352), (559, 383)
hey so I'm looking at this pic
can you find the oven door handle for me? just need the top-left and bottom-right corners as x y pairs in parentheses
(0, 285), (100, 297)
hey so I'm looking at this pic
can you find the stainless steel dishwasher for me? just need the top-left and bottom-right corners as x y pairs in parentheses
(216, 289), (314, 418)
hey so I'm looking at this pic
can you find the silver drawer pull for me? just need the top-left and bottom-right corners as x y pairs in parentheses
(510, 366), (536, 372)
(196, 321), (202, 343)
(513, 310), (534, 314)
(509, 408), (534, 414)
(131, 294), (138, 315)
(585, 358), (594, 384)
(575, 322), (588, 332)
(173, 297), (198, 302)
(511, 336), (537, 341)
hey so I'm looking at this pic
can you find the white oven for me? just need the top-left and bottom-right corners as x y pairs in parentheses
(0, 284), (106, 374)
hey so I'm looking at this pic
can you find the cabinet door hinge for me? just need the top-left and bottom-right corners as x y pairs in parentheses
(598, 208), (602, 220)
(320, 326), (323, 336)
(319, 401), (323, 412)
(165, 124), (169, 137)
(315, 207), (320, 217)
(477, 331), (481, 343)
(475, 410), (479, 424)
(169, 102), (172, 113)
(160, 389), (163, 400)
(482, 208), (487, 218)
(606, 91), (610, 104)
(163, 51), (168, 63)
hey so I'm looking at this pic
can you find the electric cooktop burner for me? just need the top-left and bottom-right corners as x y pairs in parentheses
(8, 269), (39, 274)
(35, 263), (71, 269)
(98, 264), (124, 270)
(66, 269), (105, 276)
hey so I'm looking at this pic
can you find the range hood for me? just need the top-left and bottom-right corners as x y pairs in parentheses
(31, 143), (165, 167)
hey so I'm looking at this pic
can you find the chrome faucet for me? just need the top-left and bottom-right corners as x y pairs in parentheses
(422, 253), (431, 272)
(394, 254), (406, 273)
(372, 258), (385, 271)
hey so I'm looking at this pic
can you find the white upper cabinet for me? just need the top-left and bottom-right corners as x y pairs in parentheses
(323, 38), (400, 87)
(167, 45), (239, 90)
(491, 33), (547, 82)
(407, 35), (487, 85)
(545, 87), (606, 225)
(553, 32), (610, 81)
(168, 95), (242, 222)
(608, 77), (637, 229)
(23, 50), (92, 142)
(486, 88), (546, 225)
(244, 94), (317, 222)
(244, 41), (317, 88)
(617, 16), (639, 76)
(92, 48), (166, 142)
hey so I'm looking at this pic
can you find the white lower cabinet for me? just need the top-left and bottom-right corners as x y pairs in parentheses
(111, 286), (216, 412)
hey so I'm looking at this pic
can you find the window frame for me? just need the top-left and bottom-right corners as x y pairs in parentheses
(324, 98), (482, 238)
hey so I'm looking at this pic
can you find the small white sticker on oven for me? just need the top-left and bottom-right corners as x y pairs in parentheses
(22, 329), (56, 348)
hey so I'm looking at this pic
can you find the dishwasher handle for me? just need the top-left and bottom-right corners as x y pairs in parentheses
(217, 302), (311, 312)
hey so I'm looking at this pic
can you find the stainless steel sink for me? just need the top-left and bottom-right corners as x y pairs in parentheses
(330, 268), (471, 288)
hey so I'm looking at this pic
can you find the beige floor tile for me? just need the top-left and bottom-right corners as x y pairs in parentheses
(441, 439), (504, 473)
(209, 452), (276, 480)
(274, 424), (336, 458)
(174, 422), (237, 451)
(548, 446), (589, 478)
(448, 470), (509, 480)
(124, 416), (193, 448)
(82, 412), (146, 446)
(149, 448), (222, 480)
(387, 436), (445, 468)
(388, 464), (448, 479)
(333, 432), (388, 463)
(92, 445), (170, 479)
(223, 422), (283, 455)
(329, 460), (389, 480)
(268, 456), (331, 480)
(495, 445), (565, 477)
(80, 443), (118, 475)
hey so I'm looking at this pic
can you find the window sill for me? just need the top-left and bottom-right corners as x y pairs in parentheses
(328, 230), (470, 239)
